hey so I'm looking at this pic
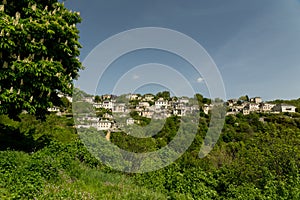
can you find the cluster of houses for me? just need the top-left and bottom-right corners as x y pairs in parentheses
(75, 93), (202, 131)
(51, 93), (297, 131)
(226, 97), (297, 115)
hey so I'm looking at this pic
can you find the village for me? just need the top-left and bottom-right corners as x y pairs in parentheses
(69, 93), (297, 131)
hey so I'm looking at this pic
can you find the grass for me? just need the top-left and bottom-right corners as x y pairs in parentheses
(0, 144), (166, 200)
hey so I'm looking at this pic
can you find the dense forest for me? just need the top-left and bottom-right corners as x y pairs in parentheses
(0, 96), (299, 199)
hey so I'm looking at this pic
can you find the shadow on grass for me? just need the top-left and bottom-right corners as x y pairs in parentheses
(0, 123), (51, 152)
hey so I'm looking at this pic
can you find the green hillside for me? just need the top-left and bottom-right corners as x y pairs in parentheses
(0, 110), (299, 199)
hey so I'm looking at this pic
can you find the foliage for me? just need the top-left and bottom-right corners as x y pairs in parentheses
(155, 91), (170, 100)
(1, 106), (300, 199)
(129, 110), (151, 126)
(0, 140), (166, 199)
(268, 98), (300, 112)
(0, 114), (76, 151)
(0, 0), (83, 120)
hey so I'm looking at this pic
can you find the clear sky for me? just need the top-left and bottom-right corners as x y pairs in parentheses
(64, 0), (300, 101)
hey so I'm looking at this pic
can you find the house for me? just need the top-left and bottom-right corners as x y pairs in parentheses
(102, 94), (116, 100)
(93, 103), (102, 109)
(58, 93), (73, 102)
(113, 103), (125, 113)
(272, 104), (296, 113)
(260, 103), (276, 112)
(173, 108), (186, 116)
(202, 104), (211, 115)
(102, 100), (114, 110)
(127, 94), (139, 100)
(75, 124), (92, 129)
(47, 106), (60, 113)
(155, 98), (169, 109)
(248, 103), (260, 111)
(231, 106), (242, 112)
(226, 111), (237, 116)
(152, 111), (170, 119)
(143, 94), (154, 101)
(97, 120), (112, 130)
(250, 97), (262, 104)
(178, 98), (189, 104)
(227, 99), (238, 107)
(126, 118), (135, 125)
(243, 109), (250, 115)
(139, 110), (154, 118)
(103, 113), (113, 120)
(139, 101), (150, 108)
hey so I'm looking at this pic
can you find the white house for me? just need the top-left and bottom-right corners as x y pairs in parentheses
(126, 118), (135, 125)
(102, 100), (114, 110)
(155, 98), (168, 109)
(248, 103), (260, 111)
(113, 103), (125, 113)
(260, 103), (276, 112)
(139, 101), (150, 108)
(250, 97), (262, 104)
(75, 124), (92, 129)
(93, 103), (102, 109)
(127, 94), (139, 100)
(58, 93), (73, 102)
(243, 109), (250, 115)
(227, 99), (238, 107)
(140, 110), (154, 118)
(97, 120), (112, 130)
(47, 106), (60, 113)
(202, 104), (211, 115)
(173, 109), (186, 116)
(143, 94), (154, 101)
(178, 98), (189, 104)
(272, 104), (296, 113)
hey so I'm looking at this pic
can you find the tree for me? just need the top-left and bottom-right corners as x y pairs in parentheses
(156, 91), (170, 100)
(239, 95), (249, 102)
(94, 95), (101, 103)
(0, 0), (83, 120)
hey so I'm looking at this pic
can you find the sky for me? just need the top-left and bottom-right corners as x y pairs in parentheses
(64, 0), (300, 101)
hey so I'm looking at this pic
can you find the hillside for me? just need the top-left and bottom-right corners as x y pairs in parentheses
(0, 97), (299, 199)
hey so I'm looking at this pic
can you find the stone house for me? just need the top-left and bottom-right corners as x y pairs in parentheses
(250, 97), (262, 104)
(97, 120), (112, 130)
(272, 104), (296, 113)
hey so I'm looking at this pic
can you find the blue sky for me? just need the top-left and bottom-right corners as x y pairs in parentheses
(64, 0), (300, 101)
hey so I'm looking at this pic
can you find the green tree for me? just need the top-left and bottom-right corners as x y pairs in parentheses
(238, 95), (249, 102)
(0, 0), (83, 120)
(94, 95), (101, 103)
(155, 91), (170, 100)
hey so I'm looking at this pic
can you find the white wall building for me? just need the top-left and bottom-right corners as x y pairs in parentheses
(102, 100), (114, 110)
(250, 97), (262, 104)
(260, 103), (276, 112)
(139, 101), (150, 108)
(178, 98), (189, 104)
(126, 118), (135, 125)
(143, 94), (154, 101)
(155, 98), (169, 109)
(272, 104), (296, 113)
(97, 120), (112, 130)
(249, 103), (260, 111)
(113, 103), (126, 113)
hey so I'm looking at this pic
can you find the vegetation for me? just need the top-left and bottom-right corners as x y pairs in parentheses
(268, 98), (300, 112)
(0, 0), (83, 120)
(1, 1), (299, 199)
(1, 97), (299, 199)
